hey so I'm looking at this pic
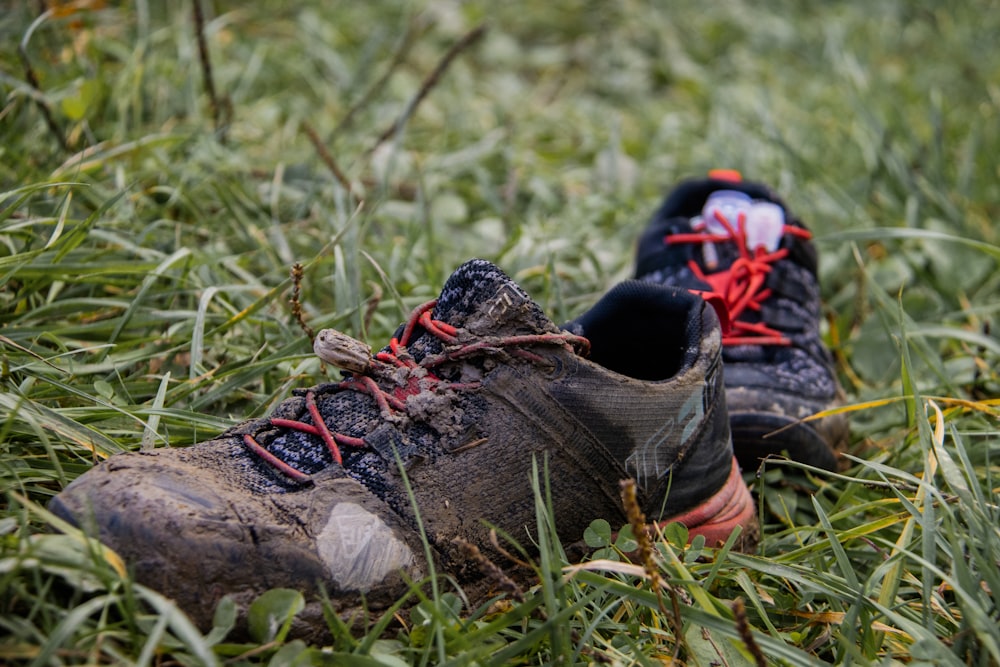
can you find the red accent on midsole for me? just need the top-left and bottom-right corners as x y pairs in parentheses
(659, 458), (754, 546)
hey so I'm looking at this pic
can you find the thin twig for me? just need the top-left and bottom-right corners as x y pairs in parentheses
(331, 15), (426, 141)
(302, 121), (359, 199)
(359, 177), (418, 200)
(192, 0), (229, 142)
(489, 528), (534, 569)
(18, 8), (69, 152)
(368, 23), (487, 151)
(700, 627), (730, 666)
(453, 537), (524, 602)
(225, 639), (281, 663)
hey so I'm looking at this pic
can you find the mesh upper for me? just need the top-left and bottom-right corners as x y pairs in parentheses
(230, 259), (545, 511)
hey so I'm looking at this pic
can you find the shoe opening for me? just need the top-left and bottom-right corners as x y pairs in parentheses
(565, 281), (704, 382)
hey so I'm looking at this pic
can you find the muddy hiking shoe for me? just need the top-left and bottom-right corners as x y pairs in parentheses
(50, 258), (756, 636)
(635, 171), (849, 472)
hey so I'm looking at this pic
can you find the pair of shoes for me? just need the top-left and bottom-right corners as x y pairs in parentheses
(50, 174), (844, 636)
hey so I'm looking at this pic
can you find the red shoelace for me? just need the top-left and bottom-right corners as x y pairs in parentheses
(665, 206), (811, 347)
(243, 299), (590, 483)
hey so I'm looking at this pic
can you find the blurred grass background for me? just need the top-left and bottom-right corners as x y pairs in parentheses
(1, 0), (998, 664)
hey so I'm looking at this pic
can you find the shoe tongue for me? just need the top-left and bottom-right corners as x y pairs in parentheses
(431, 259), (555, 337)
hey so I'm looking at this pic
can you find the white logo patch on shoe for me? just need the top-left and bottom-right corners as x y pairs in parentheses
(626, 383), (706, 484)
(317, 502), (414, 590)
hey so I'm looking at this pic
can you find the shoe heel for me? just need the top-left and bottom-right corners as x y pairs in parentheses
(659, 457), (758, 551)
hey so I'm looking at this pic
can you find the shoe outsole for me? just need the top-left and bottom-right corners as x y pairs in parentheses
(730, 412), (842, 473)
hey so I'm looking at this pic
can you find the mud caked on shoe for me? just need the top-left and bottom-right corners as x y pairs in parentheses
(634, 171), (849, 472)
(50, 258), (756, 637)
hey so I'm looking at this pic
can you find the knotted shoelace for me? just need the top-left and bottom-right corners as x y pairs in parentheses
(665, 207), (812, 347)
(243, 299), (590, 483)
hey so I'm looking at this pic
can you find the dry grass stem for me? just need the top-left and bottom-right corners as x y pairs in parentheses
(453, 536), (524, 602)
(289, 263), (314, 340)
(303, 121), (360, 200)
(369, 24), (487, 150)
(191, 0), (229, 141)
(733, 598), (767, 667)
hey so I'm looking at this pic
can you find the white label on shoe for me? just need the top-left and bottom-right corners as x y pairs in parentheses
(625, 316), (721, 485)
(702, 190), (752, 236)
(626, 383), (705, 484)
(317, 502), (415, 591)
(745, 202), (785, 252)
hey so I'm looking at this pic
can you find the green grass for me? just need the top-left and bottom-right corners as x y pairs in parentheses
(2, 0), (998, 664)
